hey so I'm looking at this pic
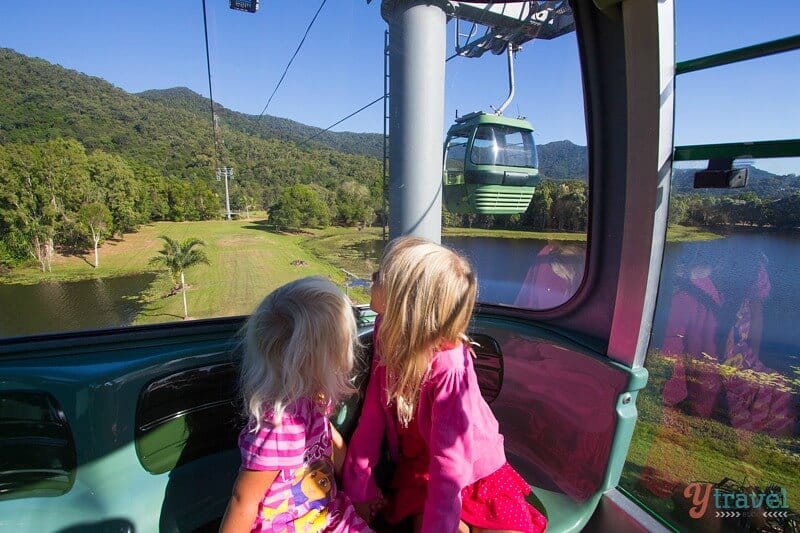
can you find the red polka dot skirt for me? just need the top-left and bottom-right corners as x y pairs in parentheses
(460, 462), (547, 533)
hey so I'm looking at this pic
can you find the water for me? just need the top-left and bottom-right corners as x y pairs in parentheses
(445, 236), (556, 304)
(0, 274), (156, 338)
(447, 232), (800, 374)
(653, 232), (800, 375)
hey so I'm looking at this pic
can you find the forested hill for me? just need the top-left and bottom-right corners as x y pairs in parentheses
(672, 166), (800, 199)
(0, 47), (584, 174)
(0, 46), (383, 191)
(0, 48), (383, 176)
(537, 140), (588, 180)
(0, 46), (385, 265)
(0, 48), (213, 178)
(138, 87), (384, 158)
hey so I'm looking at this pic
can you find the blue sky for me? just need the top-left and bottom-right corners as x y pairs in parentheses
(0, 0), (797, 174)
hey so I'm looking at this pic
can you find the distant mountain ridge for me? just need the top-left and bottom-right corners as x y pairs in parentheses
(3, 47), (794, 198)
(536, 139), (588, 180)
(139, 87), (592, 177)
(672, 166), (800, 198)
(0, 47), (590, 180)
(137, 87), (385, 158)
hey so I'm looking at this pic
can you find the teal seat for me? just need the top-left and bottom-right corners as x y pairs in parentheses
(531, 487), (602, 533)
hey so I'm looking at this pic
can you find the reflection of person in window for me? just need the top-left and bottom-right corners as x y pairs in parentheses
(717, 258), (796, 437)
(641, 257), (725, 499)
(643, 253), (797, 500)
(661, 261), (724, 418)
(513, 242), (585, 309)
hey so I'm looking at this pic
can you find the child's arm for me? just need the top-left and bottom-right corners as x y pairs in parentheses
(331, 423), (346, 479)
(219, 469), (279, 533)
(341, 355), (387, 503)
(420, 369), (472, 533)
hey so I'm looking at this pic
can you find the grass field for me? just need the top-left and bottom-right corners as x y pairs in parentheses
(2, 219), (371, 323)
(620, 351), (800, 519)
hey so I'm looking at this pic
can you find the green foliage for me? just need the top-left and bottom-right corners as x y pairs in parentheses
(335, 181), (373, 226)
(78, 202), (112, 235)
(269, 184), (331, 230)
(149, 235), (210, 285)
(138, 87), (385, 159)
(667, 192), (800, 230)
(78, 202), (112, 268)
(148, 235), (210, 318)
(537, 140), (588, 180)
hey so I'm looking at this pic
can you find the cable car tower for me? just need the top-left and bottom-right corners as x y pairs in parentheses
(444, 1), (574, 215)
(380, 0), (575, 240)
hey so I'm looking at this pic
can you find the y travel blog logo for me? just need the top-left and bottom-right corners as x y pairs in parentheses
(683, 481), (790, 520)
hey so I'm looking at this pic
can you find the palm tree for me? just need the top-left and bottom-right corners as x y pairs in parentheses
(149, 236), (210, 319)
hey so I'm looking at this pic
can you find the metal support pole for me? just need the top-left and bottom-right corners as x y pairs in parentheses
(382, 29), (390, 242)
(224, 168), (232, 220)
(382, 0), (447, 243)
(496, 45), (516, 115)
(217, 166), (233, 220)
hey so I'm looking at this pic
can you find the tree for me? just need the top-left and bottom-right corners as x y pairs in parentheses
(87, 150), (144, 233)
(269, 184), (330, 230)
(78, 202), (112, 268)
(149, 236), (210, 319)
(335, 181), (373, 226)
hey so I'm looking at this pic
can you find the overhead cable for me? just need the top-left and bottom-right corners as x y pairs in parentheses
(299, 95), (384, 147)
(257, 0), (328, 120)
(201, 0), (223, 166)
(299, 52), (458, 147)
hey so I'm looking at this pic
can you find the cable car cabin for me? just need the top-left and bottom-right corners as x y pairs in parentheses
(444, 112), (539, 215)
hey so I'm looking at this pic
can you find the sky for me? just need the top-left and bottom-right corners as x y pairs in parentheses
(0, 0), (798, 174)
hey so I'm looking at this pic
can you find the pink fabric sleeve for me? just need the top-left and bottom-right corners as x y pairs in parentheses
(341, 355), (386, 503)
(753, 262), (771, 300)
(662, 291), (692, 357)
(420, 368), (472, 533)
(239, 410), (307, 471)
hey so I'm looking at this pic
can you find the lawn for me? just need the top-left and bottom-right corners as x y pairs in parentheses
(620, 351), (800, 521)
(1, 219), (367, 323)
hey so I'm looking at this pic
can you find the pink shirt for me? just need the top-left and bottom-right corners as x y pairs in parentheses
(239, 397), (371, 533)
(342, 327), (506, 533)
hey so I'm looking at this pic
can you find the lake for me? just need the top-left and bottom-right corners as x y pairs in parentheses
(447, 231), (800, 374)
(0, 274), (156, 338)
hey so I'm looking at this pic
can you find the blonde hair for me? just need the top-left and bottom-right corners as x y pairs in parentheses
(377, 237), (477, 426)
(239, 276), (357, 428)
(548, 241), (585, 287)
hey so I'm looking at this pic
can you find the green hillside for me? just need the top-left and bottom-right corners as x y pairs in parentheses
(138, 86), (385, 159)
(0, 48), (382, 187)
(537, 139), (588, 180)
(0, 48), (383, 267)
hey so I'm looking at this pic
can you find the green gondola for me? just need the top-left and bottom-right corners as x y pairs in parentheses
(443, 111), (539, 215)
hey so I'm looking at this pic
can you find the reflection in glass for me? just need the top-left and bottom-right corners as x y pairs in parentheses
(621, 156), (800, 529)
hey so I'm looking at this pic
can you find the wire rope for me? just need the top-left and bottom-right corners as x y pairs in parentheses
(201, 0), (223, 166)
(298, 53), (458, 148)
(257, 0), (328, 120)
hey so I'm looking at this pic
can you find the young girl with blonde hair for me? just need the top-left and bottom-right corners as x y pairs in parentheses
(220, 276), (372, 533)
(343, 237), (546, 533)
